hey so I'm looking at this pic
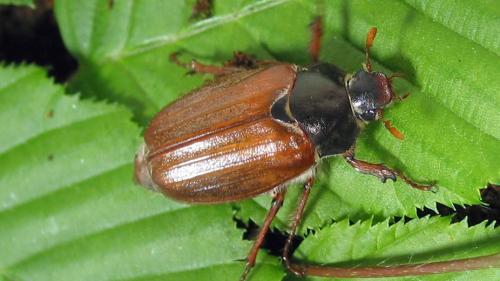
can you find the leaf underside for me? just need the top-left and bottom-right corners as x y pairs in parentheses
(1, 0), (499, 280)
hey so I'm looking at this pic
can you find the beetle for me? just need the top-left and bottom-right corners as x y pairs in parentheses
(134, 17), (499, 281)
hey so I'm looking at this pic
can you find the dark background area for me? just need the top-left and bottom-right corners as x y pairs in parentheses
(0, 0), (77, 82)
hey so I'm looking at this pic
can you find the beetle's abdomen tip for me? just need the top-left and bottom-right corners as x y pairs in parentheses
(134, 143), (159, 192)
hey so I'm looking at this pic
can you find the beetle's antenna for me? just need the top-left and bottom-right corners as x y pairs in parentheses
(309, 0), (325, 63)
(309, 17), (323, 63)
(383, 120), (404, 140)
(377, 107), (404, 140)
(363, 27), (377, 72)
(381, 73), (410, 140)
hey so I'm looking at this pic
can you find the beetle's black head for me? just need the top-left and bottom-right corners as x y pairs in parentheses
(345, 70), (395, 123)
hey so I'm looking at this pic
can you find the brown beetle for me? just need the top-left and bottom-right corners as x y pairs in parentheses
(135, 18), (500, 281)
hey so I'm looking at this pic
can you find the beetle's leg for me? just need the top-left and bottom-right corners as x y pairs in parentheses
(170, 52), (241, 75)
(282, 177), (314, 276)
(363, 27), (377, 72)
(281, 177), (500, 278)
(309, 17), (323, 63)
(191, 0), (212, 20)
(281, 169), (500, 278)
(343, 146), (435, 191)
(287, 249), (500, 277)
(240, 190), (287, 281)
(224, 51), (259, 69)
(383, 120), (405, 140)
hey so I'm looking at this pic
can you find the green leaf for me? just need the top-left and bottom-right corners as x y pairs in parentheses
(404, 0), (500, 56)
(0, 65), (283, 281)
(55, 0), (499, 229)
(291, 217), (500, 281)
(29, 0), (500, 279)
(0, 0), (33, 8)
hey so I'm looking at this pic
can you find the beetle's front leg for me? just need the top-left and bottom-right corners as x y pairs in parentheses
(343, 146), (435, 191)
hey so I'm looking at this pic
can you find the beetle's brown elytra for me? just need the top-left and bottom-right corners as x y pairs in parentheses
(134, 14), (499, 281)
(136, 63), (316, 203)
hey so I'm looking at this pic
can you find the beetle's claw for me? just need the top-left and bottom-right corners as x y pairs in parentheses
(427, 182), (439, 193)
(379, 169), (397, 183)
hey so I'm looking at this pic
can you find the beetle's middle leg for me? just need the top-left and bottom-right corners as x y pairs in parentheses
(343, 146), (435, 191)
(239, 189), (287, 281)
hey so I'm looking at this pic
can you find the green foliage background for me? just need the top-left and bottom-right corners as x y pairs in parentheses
(0, 0), (33, 8)
(0, 0), (499, 280)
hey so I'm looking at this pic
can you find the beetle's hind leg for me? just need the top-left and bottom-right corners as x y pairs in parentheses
(343, 146), (436, 191)
(239, 190), (287, 281)
(281, 175), (500, 278)
(225, 51), (259, 69)
(169, 52), (242, 76)
(282, 177), (314, 276)
(169, 51), (261, 76)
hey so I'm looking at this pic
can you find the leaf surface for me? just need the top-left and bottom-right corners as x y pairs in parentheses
(404, 0), (500, 56)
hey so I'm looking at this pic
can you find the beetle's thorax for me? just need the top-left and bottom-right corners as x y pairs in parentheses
(272, 63), (360, 158)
